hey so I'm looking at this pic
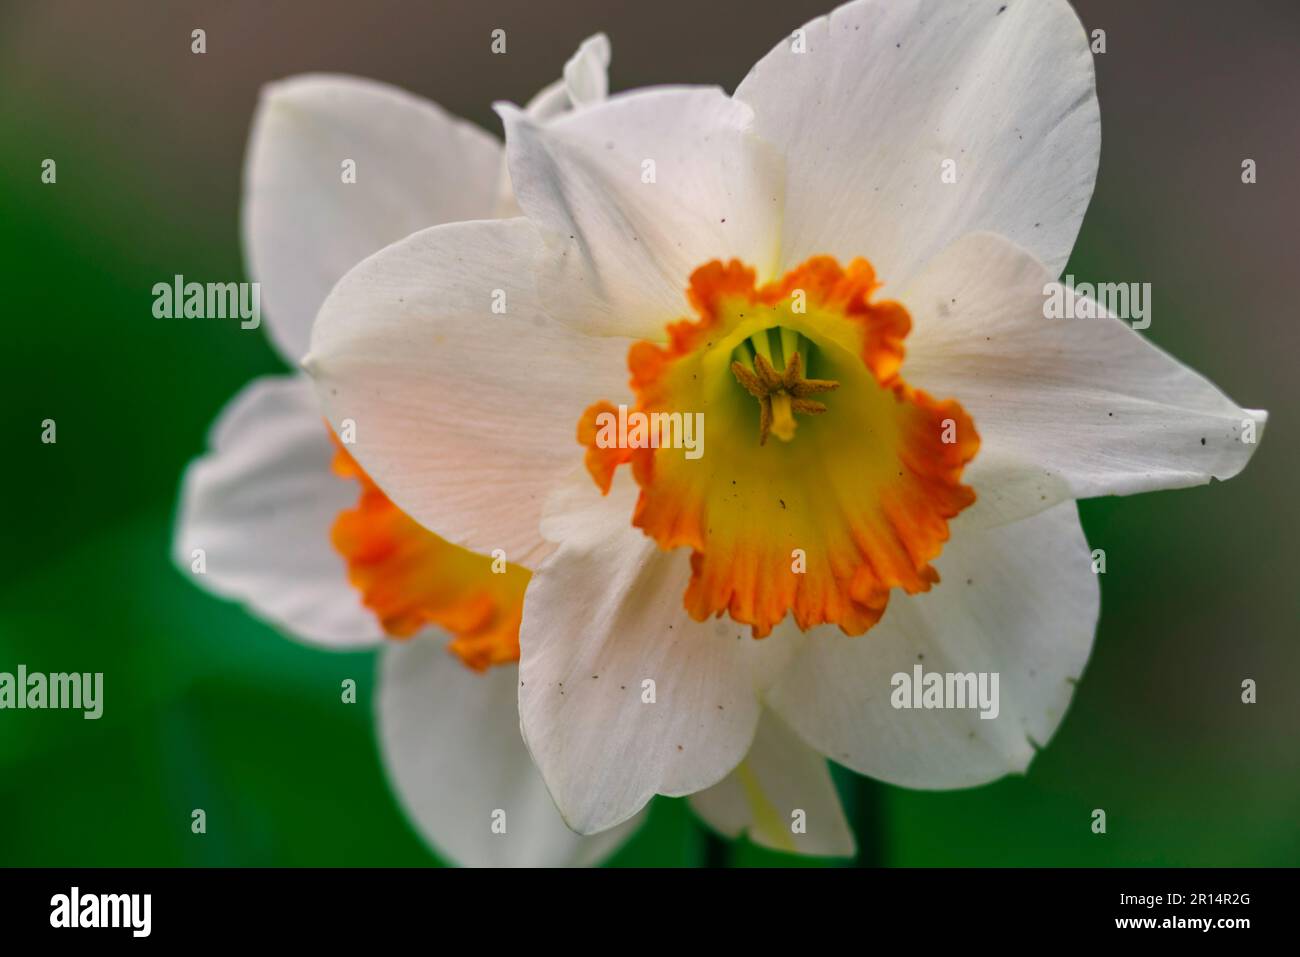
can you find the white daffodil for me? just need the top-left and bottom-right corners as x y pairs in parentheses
(173, 36), (649, 866)
(305, 0), (1266, 845)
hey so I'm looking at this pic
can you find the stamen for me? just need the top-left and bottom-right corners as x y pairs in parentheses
(730, 334), (840, 445)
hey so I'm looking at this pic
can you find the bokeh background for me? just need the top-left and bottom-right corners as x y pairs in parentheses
(1, 0), (1296, 867)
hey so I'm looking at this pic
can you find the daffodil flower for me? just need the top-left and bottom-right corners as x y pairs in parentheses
(174, 36), (647, 866)
(306, 0), (1266, 844)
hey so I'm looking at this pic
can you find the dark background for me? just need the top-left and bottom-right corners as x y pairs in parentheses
(1, 0), (1296, 866)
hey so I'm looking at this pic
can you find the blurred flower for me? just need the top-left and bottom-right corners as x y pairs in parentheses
(174, 35), (648, 866)
(306, 0), (1268, 842)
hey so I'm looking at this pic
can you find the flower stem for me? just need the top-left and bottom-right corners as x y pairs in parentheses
(851, 775), (887, 867)
(702, 830), (730, 868)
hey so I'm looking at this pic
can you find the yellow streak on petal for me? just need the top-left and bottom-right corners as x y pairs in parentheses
(736, 762), (798, 854)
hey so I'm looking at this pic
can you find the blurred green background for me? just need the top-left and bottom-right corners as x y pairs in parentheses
(1, 0), (1296, 866)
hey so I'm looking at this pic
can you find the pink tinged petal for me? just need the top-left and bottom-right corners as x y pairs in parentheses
(519, 471), (802, 835)
(305, 217), (636, 567)
(734, 0), (1100, 283)
(690, 708), (856, 858)
(243, 74), (502, 365)
(173, 376), (382, 648)
(899, 232), (1267, 529)
(498, 86), (786, 339)
(378, 637), (642, 867)
(767, 502), (1099, 789)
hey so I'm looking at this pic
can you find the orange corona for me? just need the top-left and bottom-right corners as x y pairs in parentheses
(329, 435), (529, 671)
(580, 257), (980, 638)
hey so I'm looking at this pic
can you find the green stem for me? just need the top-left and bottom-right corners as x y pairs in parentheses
(851, 775), (887, 867)
(702, 830), (730, 868)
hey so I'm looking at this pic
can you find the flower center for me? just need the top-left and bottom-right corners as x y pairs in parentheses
(577, 256), (979, 638)
(729, 332), (840, 445)
(328, 433), (528, 671)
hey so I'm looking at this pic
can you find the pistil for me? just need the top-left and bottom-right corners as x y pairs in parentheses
(730, 330), (839, 445)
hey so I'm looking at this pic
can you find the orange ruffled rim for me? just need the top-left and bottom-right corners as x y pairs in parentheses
(329, 433), (529, 671)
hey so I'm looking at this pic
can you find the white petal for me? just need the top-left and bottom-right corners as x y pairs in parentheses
(563, 33), (612, 108)
(767, 502), (1098, 788)
(899, 232), (1267, 528)
(378, 637), (640, 867)
(173, 376), (381, 648)
(520, 81), (571, 124)
(518, 33), (613, 122)
(734, 0), (1100, 283)
(496, 33), (617, 216)
(499, 86), (785, 339)
(690, 708), (855, 857)
(306, 217), (635, 567)
(244, 74), (502, 364)
(518, 470), (800, 835)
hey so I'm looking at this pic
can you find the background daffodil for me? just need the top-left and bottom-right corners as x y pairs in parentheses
(175, 36), (647, 866)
